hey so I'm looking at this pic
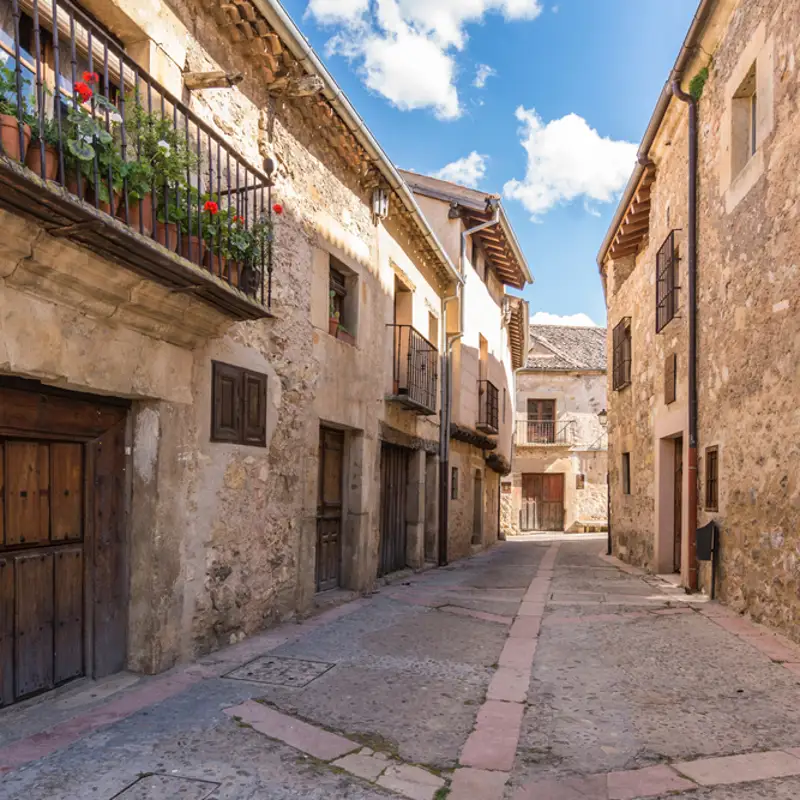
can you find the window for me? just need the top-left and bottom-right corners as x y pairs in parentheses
(665, 353), (677, 405)
(211, 361), (267, 446)
(329, 255), (358, 343)
(576, 473), (585, 490)
(502, 388), (507, 424)
(732, 62), (757, 178)
(705, 447), (719, 511)
(612, 318), (632, 391)
(428, 312), (439, 347)
(621, 453), (631, 495)
(656, 231), (680, 332)
(451, 467), (459, 500)
(329, 266), (347, 325)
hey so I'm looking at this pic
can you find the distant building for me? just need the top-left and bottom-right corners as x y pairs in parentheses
(505, 325), (608, 535)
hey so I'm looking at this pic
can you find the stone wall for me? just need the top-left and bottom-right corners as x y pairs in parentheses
(605, 0), (800, 642)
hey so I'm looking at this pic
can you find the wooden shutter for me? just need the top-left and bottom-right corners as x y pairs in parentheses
(242, 371), (267, 447)
(211, 361), (242, 443)
(665, 353), (677, 405)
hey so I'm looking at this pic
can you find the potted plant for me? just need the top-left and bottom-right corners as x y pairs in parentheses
(120, 156), (154, 234)
(0, 66), (31, 161)
(329, 290), (340, 335)
(176, 190), (211, 265)
(154, 191), (183, 252)
(25, 113), (59, 180)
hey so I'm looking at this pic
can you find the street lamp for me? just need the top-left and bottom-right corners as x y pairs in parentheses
(598, 410), (610, 555)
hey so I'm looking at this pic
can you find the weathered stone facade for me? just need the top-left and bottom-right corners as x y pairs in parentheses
(0, 0), (468, 683)
(508, 327), (608, 535)
(602, 0), (800, 642)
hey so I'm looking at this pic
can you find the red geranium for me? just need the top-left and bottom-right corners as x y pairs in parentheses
(272, 203), (283, 215)
(234, 215), (244, 224)
(82, 71), (99, 84)
(203, 200), (219, 214)
(74, 81), (93, 103)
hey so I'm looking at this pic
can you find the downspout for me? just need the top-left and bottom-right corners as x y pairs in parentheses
(671, 78), (699, 593)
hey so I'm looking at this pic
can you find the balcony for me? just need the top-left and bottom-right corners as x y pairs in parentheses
(0, 0), (274, 322)
(477, 379), (499, 434)
(515, 418), (574, 446)
(387, 324), (438, 415)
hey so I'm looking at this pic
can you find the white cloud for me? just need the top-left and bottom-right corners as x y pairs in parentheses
(309, 0), (543, 118)
(473, 63), (496, 88)
(431, 151), (488, 188)
(551, 4), (559, 12)
(531, 312), (600, 327)
(504, 107), (637, 218)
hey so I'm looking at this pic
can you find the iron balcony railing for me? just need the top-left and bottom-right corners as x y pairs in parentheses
(515, 418), (574, 446)
(388, 324), (438, 415)
(477, 379), (499, 434)
(0, 0), (274, 309)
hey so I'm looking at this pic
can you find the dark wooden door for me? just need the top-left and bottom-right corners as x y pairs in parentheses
(520, 473), (564, 532)
(674, 437), (683, 574)
(316, 428), (344, 592)
(0, 383), (128, 706)
(379, 443), (409, 577)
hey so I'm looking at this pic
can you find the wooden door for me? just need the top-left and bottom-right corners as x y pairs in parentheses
(379, 443), (409, 577)
(527, 400), (556, 443)
(520, 473), (564, 532)
(0, 383), (128, 706)
(316, 428), (344, 592)
(673, 437), (683, 574)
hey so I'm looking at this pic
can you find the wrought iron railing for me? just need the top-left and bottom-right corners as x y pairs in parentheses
(515, 418), (574, 445)
(388, 324), (438, 415)
(477, 379), (499, 433)
(0, 0), (273, 306)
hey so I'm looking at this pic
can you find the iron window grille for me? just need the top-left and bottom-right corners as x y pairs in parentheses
(656, 230), (681, 332)
(665, 353), (677, 405)
(705, 446), (719, 511)
(451, 467), (458, 500)
(622, 452), (631, 495)
(388, 324), (438, 414)
(612, 317), (632, 391)
(477, 379), (499, 434)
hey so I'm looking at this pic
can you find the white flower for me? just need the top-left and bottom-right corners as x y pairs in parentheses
(157, 139), (171, 155)
(108, 111), (122, 124)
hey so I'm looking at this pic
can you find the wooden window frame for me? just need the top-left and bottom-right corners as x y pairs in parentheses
(612, 317), (632, 391)
(451, 466), (458, 500)
(705, 446), (719, 511)
(211, 360), (267, 447)
(665, 353), (677, 405)
(621, 452), (631, 495)
(656, 231), (680, 332)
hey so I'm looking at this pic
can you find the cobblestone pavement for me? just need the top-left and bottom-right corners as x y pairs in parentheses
(2, 537), (800, 799)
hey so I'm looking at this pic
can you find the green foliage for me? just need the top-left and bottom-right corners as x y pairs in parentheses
(0, 66), (29, 119)
(689, 66), (709, 101)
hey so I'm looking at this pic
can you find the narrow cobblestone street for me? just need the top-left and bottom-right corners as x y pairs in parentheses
(3, 536), (800, 800)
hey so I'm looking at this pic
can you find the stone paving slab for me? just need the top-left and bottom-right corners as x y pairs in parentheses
(487, 666), (529, 703)
(376, 764), (445, 800)
(224, 700), (358, 761)
(674, 750), (800, 786)
(111, 774), (220, 799)
(449, 767), (508, 800)
(606, 764), (696, 799)
(511, 773), (608, 799)
(498, 638), (537, 671)
(333, 750), (395, 781)
(460, 700), (524, 771)
(509, 615), (542, 639)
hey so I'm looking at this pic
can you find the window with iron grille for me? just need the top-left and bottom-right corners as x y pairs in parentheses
(656, 231), (680, 332)
(451, 467), (459, 500)
(705, 447), (719, 511)
(622, 452), (631, 495)
(612, 317), (632, 391)
(665, 353), (677, 405)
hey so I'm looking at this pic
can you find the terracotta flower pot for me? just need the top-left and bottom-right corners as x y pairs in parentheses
(121, 194), (154, 236)
(329, 319), (339, 336)
(24, 142), (58, 180)
(0, 114), (31, 162)
(179, 233), (206, 265)
(87, 184), (120, 216)
(207, 255), (243, 287)
(155, 221), (178, 252)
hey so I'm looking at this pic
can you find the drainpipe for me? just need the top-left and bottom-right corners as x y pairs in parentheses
(671, 78), (699, 593)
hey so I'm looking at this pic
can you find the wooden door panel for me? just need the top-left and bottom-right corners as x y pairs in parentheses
(15, 552), (54, 698)
(6, 442), (50, 546)
(316, 429), (344, 592)
(0, 443), (4, 545)
(379, 444), (408, 576)
(91, 420), (128, 679)
(51, 444), (83, 542)
(521, 472), (564, 531)
(54, 546), (84, 684)
(0, 557), (13, 705)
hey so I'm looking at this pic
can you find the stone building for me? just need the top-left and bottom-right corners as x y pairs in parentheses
(599, 0), (800, 641)
(0, 0), (488, 705)
(506, 325), (608, 535)
(399, 172), (532, 561)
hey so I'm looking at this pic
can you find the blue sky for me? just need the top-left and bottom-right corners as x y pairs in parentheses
(280, 0), (698, 326)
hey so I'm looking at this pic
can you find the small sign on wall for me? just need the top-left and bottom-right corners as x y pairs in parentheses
(501, 481), (512, 494)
